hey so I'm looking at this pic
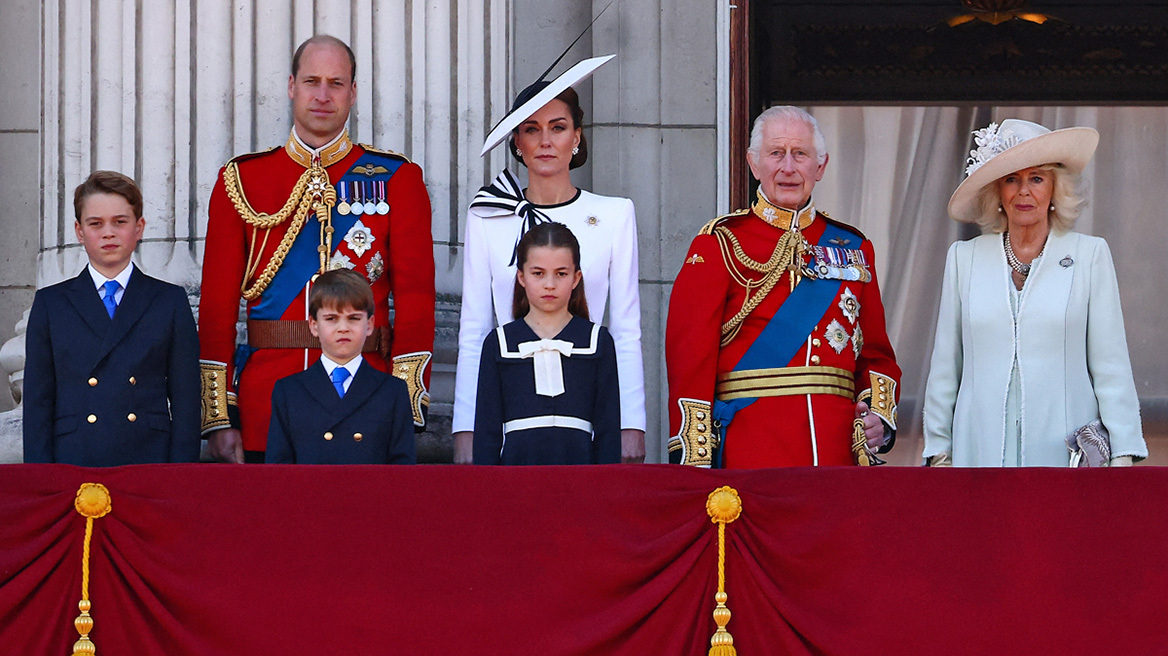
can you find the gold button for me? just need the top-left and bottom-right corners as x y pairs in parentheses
(88, 377), (98, 387)
(211, 401), (219, 408)
(210, 373), (218, 380)
(211, 409), (220, 417)
(812, 338), (821, 347)
(87, 414), (97, 424)
(698, 447), (708, 457)
(696, 411), (706, 421)
(353, 433), (363, 442)
(127, 413), (137, 422)
(324, 432), (334, 441)
(811, 355), (821, 365)
(697, 436), (707, 446)
(398, 365), (409, 373)
(210, 382), (218, 389)
(697, 423), (707, 433)
(129, 376), (137, 385)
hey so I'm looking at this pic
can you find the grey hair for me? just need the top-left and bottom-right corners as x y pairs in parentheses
(747, 105), (828, 165)
(975, 164), (1087, 234)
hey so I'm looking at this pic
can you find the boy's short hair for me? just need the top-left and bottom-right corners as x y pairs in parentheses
(73, 170), (144, 222)
(309, 269), (375, 318)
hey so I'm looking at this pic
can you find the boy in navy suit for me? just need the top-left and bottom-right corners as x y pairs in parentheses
(265, 269), (416, 464)
(23, 171), (201, 465)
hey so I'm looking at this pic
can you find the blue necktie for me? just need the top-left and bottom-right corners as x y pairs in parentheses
(101, 280), (120, 319)
(331, 366), (351, 398)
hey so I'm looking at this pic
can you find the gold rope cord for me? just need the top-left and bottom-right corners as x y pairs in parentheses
(705, 486), (742, 656)
(224, 162), (336, 299)
(715, 226), (808, 346)
(71, 483), (112, 656)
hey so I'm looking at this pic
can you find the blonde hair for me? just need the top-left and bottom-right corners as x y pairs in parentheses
(975, 164), (1086, 234)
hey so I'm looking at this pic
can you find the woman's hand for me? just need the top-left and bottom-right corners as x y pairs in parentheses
(453, 431), (474, 464)
(1109, 455), (1134, 467)
(927, 453), (952, 467)
(621, 429), (646, 464)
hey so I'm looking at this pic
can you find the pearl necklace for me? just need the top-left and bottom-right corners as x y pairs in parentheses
(1003, 231), (1044, 277)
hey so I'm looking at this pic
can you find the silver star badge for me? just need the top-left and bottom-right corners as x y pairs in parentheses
(343, 219), (376, 257)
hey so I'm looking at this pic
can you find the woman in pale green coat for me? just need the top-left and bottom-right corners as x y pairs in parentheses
(923, 119), (1146, 467)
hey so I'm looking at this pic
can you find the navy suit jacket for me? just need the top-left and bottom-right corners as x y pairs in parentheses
(23, 266), (201, 465)
(266, 360), (416, 464)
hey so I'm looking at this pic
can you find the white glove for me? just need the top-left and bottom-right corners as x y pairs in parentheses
(927, 453), (952, 467)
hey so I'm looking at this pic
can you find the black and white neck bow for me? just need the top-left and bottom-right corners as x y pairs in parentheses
(470, 169), (552, 265)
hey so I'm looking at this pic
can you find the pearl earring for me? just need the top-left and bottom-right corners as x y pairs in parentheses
(1049, 204), (1055, 211)
(998, 205), (1004, 213)
(572, 145), (579, 156)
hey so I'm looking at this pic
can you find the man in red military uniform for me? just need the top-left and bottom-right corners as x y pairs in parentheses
(666, 106), (899, 468)
(199, 35), (435, 463)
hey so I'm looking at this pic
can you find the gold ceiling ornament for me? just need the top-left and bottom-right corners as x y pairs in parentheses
(948, 0), (1054, 27)
(71, 483), (112, 656)
(705, 486), (743, 656)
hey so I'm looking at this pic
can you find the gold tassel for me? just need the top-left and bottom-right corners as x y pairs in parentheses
(706, 486), (742, 656)
(71, 484), (112, 656)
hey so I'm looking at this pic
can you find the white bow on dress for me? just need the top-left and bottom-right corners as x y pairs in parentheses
(517, 338), (574, 397)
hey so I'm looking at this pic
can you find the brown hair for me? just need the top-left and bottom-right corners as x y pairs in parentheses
(73, 170), (143, 222)
(511, 222), (589, 320)
(292, 34), (356, 82)
(309, 268), (375, 318)
(508, 86), (588, 170)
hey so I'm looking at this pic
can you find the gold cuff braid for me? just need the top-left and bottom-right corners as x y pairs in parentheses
(860, 371), (898, 430)
(391, 351), (432, 427)
(667, 398), (718, 467)
(200, 361), (235, 434)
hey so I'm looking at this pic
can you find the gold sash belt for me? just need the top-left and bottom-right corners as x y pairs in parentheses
(715, 365), (855, 401)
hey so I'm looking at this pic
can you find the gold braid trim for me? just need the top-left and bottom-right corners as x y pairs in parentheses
(667, 398), (717, 467)
(224, 162), (336, 300)
(392, 351), (432, 427)
(714, 225), (809, 346)
(199, 361), (234, 434)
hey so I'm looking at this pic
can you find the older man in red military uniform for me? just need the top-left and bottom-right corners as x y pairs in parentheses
(199, 35), (435, 463)
(666, 106), (899, 468)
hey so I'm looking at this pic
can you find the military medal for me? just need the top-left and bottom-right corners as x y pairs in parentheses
(343, 219), (376, 257)
(376, 181), (390, 215)
(366, 252), (384, 283)
(350, 180), (364, 216)
(363, 182), (377, 215)
(337, 181), (351, 215)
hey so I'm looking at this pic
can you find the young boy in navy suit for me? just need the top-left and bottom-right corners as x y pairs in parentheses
(23, 171), (201, 465)
(265, 269), (416, 464)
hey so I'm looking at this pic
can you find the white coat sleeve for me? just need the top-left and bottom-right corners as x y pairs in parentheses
(922, 241), (964, 460)
(1084, 238), (1146, 459)
(605, 198), (647, 431)
(453, 210), (498, 433)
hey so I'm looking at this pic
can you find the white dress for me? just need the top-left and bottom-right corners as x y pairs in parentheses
(453, 187), (646, 433)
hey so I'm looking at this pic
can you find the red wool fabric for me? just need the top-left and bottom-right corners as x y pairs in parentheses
(0, 464), (1164, 655)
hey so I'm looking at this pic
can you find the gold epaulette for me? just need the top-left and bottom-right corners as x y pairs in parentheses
(698, 209), (750, 236)
(228, 146), (281, 166)
(358, 144), (411, 164)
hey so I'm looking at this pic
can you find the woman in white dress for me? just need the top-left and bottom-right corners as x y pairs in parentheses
(452, 56), (646, 463)
(923, 119), (1146, 467)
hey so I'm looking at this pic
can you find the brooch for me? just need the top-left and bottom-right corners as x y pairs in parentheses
(1060, 256), (1074, 268)
(586, 216), (599, 226)
(687, 254), (705, 265)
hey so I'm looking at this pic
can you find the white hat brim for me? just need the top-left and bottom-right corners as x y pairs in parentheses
(947, 126), (1099, 223)
(480, 54), (615, 157)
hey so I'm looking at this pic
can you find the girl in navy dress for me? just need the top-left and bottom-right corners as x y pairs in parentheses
(473, 222), (621, 465)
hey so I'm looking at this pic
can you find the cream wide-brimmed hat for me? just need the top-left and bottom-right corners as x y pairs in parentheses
(947, 119), (1099, 223)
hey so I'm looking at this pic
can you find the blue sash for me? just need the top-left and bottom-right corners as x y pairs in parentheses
(712, 221), (858, 465)
(250, 152), (404, 320)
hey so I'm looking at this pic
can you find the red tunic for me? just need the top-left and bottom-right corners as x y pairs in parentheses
(198, 131), (435, 452)
(666, 199), (900, 468)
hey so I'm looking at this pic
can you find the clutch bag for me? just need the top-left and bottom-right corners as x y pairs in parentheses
(1066, 420), (1112, 468)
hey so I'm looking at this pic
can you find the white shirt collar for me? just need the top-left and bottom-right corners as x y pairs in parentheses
(87, 261), (134, 291)
(320, 354), (363, 378)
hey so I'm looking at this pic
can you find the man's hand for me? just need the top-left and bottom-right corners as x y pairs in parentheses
(854, 402), (885, 449)
(453, 431), (473, 465)
(621, 429), (646, 464)
(207, 428), (244, 463)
